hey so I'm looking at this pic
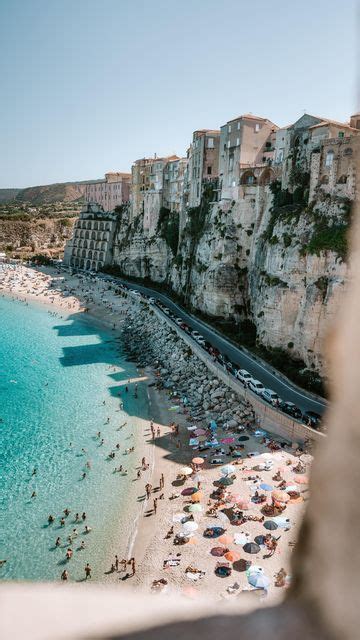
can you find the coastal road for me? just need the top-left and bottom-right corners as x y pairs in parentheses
(98, 274), (327, 416)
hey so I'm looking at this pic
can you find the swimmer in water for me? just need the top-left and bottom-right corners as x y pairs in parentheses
(55, 537), (61, 547)
(31, 491), (37, 499)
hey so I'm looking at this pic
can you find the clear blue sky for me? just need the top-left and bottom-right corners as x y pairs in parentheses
(0, 0), (358, 188)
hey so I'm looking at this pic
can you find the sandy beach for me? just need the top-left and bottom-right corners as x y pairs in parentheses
(0, 264), (311, 604)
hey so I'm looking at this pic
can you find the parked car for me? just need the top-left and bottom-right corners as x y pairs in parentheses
(148, 297), (156, 304)
(235, 369), (253, 385)
(163, 307), (170, 315)
(196, 337), (206, 347)
(302, 410), (322, 429)
(278, 401), (302, 420)
(191, 330), (201, 339)
(130, 290), (141, 297)
(175, 318), (183, 325)
(248, 379), (265, 395)
(262, 388), (280, 405)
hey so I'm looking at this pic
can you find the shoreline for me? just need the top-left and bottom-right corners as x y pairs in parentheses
(0, 265), (311, 604)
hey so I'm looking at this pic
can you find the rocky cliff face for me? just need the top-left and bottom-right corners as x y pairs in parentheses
(0, 218), (75, 255)
(111, 186), (349, 376)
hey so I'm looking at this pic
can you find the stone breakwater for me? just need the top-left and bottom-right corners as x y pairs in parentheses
(122, 302), (253, 428)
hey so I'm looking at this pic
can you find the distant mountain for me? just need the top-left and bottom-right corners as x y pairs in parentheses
(0, 180), (97, 205)
(0, 188), (21, 203)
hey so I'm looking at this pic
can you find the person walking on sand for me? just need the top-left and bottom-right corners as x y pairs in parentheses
(131, 558), (136, 576)
(120, 558), (127, 572)
(153, 498), (157, 514)
(115, 555), (119, 571)
(61, 570), (68, 581)
(85, 563), (92, 579)
(157, 427), (160, 438)
(160, 473), (164, 489)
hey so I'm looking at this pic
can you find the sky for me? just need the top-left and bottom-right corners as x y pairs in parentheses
(0, 0), (358, 188)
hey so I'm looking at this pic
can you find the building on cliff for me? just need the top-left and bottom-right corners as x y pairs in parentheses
(186, 130), (220, 208)
(219, 114), (278, 201)
(130, 155), (181, 233)
(63, 203), (118, 271)
(84, 172), (131, 212)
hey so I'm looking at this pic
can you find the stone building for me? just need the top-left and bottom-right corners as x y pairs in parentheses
(85, 172), (131, 212)
(63, 203), (118, 271)
(309, 133), (360, 201)
(162, 157), (188, 214)
(187, 130), (220, 208)
(219, 114), (278, 201)
(131, 155), (180, 232)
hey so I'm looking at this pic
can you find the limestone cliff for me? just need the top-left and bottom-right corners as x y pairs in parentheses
(111, 185), (349, 379)
(0, 217), (75, 256)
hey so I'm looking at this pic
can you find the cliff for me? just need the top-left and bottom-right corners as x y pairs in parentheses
(0, 217), (76, 256)
(110, 184), (350, 385)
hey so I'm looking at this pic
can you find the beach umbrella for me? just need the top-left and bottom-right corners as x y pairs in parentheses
(238, 435), (249, 442)
(210, 420), (217, 430)
(180, 466), (193, 476)
(198, 435), (207, 442)
(234, 533), (250, 545)
(218, 534), (233, 545)
(233, 451), (243, 457)
(218, 477), (233, 486)
(221, 464), (236, 476)
(181, 487), (198, 496)
(272, 490), (290, 502)
(229, 496), (250, 510)
(264, 520), (278, 531)
(272, 516), (291, 528)
(295, 475), (309, 484)
(221, 437), (235, 444)
(194, 428), (206, 436)
(248, 573), (270, 589)
(191, 491), (203, 503)
(224, 550), (241, 563)
(243, 542), (261, 554)
(216, 510), (231, 525)
(247, 564), (264, 575)
(260, 483), (273, 492)
(182, 521), (199, 533)
(192, 457), (205, 465)
(210, 546), (228, 557)
(188, 504), (203, 513)
(285, 485), (298, 493)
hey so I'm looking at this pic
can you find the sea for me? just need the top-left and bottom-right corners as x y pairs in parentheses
(0, 294), (149, 582)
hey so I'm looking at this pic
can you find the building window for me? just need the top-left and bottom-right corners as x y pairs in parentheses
(207, 137), (214, 148)
(338, 131), (345, 139)
(227, 140), (230, 149)
(237, 122), (240, 130)
(325, 150), (334, 167)
(228, 124), (231, 133)
(207, 166), (212, 175)
(255, 123), (260, 132)
(236, 137), (240, 146)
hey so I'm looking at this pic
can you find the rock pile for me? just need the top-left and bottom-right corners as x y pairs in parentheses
(122, 301), (253, 427)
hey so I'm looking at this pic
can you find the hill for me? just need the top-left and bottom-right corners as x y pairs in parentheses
(0, 180), (97, 205)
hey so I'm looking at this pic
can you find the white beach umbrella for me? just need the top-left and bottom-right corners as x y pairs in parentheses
(220, 464), (236, 476)
(182, 521), (199, 533)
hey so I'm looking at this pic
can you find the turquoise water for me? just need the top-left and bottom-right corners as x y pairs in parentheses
(0, 295), (148, 582)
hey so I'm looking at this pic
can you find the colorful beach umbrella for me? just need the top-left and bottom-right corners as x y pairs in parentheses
(238, 435), (249, 442)
(224, 550), (241, 563)
(295, 475), (309, 484)
(229, 496), (250, 510)
(221, 464), (236, 476)
(181, 487), (198, 496)
(248, 572), (270, 589)
(210, 546), (228, 557)
(272, 490), (290, 502)
(221, 437), (235, 444)
(188, 504), (203, 513)
(243, 542), (260, 554)
(194, 429), (206, 436)
(180, 466), (193, 476)
(191, 491), (203, 503)
(203, 527), (225, 538)
(218, 534), (233, 545)
(264, 520), (278, 530)
(260, 483), (273, 491)
(192, 457), (205, 465)
(218, 477), (233, 486)
(182, 521), (199, 533)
